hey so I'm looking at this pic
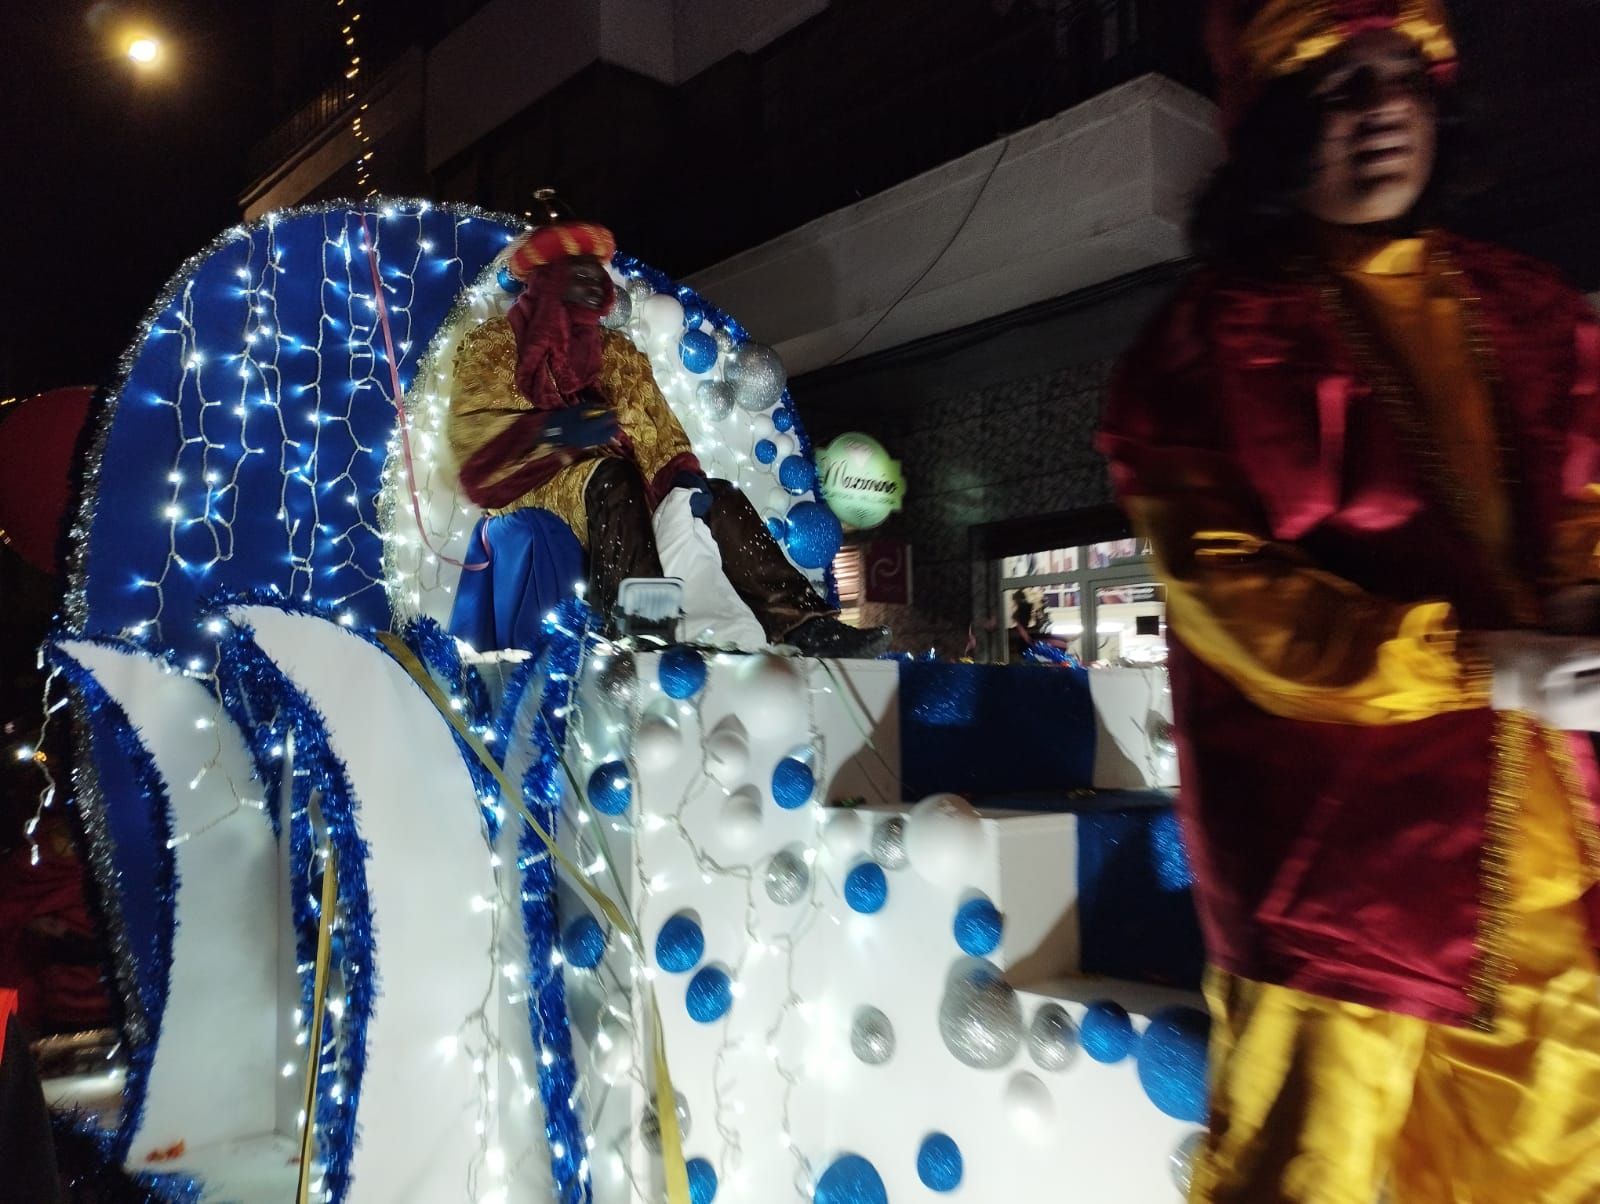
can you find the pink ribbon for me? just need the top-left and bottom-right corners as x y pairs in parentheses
(360, 213), (487, 571)
(1563, 317), (1600, 499)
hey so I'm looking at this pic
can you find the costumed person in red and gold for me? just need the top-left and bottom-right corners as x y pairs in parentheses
(445, 206), (890, 658)
(1099, 2), (1600, 1199)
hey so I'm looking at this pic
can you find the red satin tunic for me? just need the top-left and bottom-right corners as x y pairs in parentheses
(1099, 232), (1600, 1026)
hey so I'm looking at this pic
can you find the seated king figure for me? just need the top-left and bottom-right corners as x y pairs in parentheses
(445, 209), (889, 658)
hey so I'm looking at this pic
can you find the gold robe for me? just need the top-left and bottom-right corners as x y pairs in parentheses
(446, 320), (695, 547)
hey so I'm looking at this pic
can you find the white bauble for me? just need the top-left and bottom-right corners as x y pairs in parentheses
(821, 808), (868, 860)
(632, 712), (682, 771)
(904, 793), (983, 885)
(720, 785), (763, 849)
(765, 486), (792, 514)
(704, 720), (750, 787)
(1004, 1071), (1056, 1140)
(638, 294), (685, 348)
(729, 654), (806, 741)
(750, 412), (777, 442)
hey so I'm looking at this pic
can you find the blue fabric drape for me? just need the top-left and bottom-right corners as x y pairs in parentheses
(447, 510), (585, 652)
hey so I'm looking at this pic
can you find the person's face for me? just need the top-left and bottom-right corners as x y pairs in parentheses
(563, 256), (614, 314)
(1301, 32), (1437, 227)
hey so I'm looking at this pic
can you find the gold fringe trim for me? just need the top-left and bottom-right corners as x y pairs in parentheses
(1468, 710), (1530, 1030)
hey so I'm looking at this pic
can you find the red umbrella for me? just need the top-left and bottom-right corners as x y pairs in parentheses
(0, 387), (95, 576)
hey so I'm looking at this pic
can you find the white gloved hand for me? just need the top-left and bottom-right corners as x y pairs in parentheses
(1483, 631), (1600, 730)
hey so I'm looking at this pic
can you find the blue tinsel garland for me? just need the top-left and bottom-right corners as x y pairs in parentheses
(210, 599), (376, 1204)
(509, 596), (594, 1202)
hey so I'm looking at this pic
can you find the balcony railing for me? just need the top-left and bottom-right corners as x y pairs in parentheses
(245, 82), (355, 185)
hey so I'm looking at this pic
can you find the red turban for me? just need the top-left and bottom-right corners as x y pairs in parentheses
(505, 221), (617, 281)
(1207, 0), (1457, 136)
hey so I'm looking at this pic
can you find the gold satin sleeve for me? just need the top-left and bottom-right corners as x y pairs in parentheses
(446, 316), (523, 478)
(1126, 457), (1489, 725)
(598, 330), (695, 488)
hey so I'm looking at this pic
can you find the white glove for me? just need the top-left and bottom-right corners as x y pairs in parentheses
(1483, 631), (1600, 730)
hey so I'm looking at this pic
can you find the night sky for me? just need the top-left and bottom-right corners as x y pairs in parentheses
(0, 2), (273, 400)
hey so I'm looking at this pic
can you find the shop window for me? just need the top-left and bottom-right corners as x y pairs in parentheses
(997, 538), (1164, 666)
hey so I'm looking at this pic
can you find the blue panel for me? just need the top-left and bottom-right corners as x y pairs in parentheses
(898, 663), (1096, 798)
(1077, 808), (1205, 990)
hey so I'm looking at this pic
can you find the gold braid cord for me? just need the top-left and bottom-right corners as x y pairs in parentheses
(445, 324), (693, 546)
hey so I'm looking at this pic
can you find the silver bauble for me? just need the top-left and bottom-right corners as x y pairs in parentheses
(594, 654), (638, 710)
(600, 286), (632, 330)
(696, 379), (736, 422)
(726, 342), (787, 412)
(871, 816), (909, 871)
(764, 849), (810, 906)
(625, 278), (654, 307)
(1170, 1131), (1204, 1195)
(1027, 1003), (1079, 1072)
(713, 327), (735, 354)
(850, 1006), (896, 1065)
(639, 1092), (692, 1153)
(938, 962), (1024, 1069)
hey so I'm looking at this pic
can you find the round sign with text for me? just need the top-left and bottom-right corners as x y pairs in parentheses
(816, 433), (905, 531)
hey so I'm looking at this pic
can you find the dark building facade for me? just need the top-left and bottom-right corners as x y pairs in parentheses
(244, 0), (1600, 660)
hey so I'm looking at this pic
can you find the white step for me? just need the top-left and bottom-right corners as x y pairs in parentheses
(553, 651), (1201, 1204)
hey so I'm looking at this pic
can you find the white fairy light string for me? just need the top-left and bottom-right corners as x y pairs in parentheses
(555, 646), (857, 1203)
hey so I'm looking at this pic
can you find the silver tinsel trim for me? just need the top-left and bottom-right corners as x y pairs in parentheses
(67, 689), (149, 1048)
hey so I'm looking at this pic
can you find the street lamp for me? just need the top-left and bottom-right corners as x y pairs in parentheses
(126, 35), (161, 66)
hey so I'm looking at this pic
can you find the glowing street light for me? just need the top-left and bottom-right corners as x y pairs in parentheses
(127, 35), (161, 65)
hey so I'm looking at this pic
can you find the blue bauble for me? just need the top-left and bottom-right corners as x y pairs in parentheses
(783, 501), (842, 569)
(766, 515), (789, 543)
(686, 1156), (718, 1204)
(679, 328), (719, 374)
(772, 406), (794, 433)
(813, 1155), (887, 1204)
(1137, 1006), (1211, 1122)
(587, 760), (632, 816)
(655, 914), (706, 974)
(685, 965), (734, 1023)
(917, 1133), (964, 1192)
(778, 454), (814, 495)
(659, 645), (708, 700)
(561, 914), (607, 970)
(771, 757), (815, 810)
(1082, 1000), (1137, 1064)
(754, 438), (777, 465)
(681, 298), (707, 329)
(844, 862), (889, 915)
(953, 897), (1004, 957)
(496, 264), (525, 294)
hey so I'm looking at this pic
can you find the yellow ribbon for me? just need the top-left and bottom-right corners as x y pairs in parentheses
(297, 842), (339, 1204)
(376, 632), (690, 1204)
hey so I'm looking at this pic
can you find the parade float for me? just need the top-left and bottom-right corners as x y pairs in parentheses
(36, 201), (1205, 1202)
